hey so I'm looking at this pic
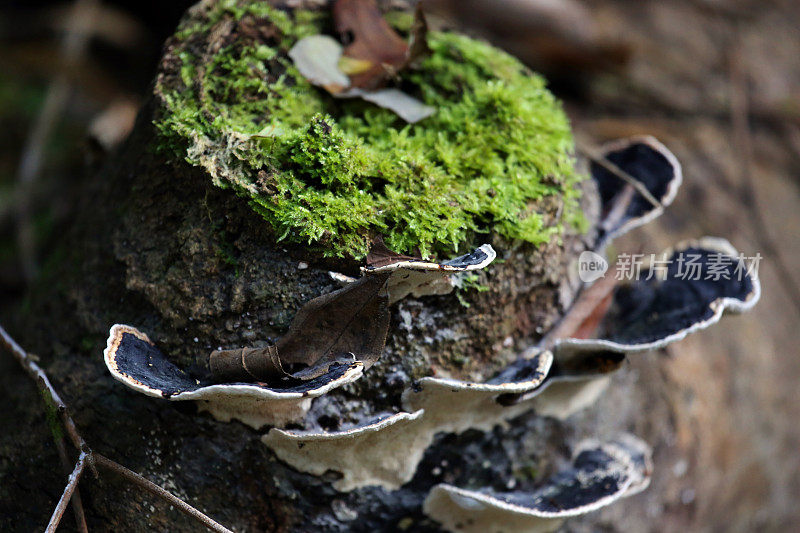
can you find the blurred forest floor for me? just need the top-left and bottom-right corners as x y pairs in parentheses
(1, 0), (798, 531)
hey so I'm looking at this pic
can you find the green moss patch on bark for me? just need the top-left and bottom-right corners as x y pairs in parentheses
(155, 0), (583, 260)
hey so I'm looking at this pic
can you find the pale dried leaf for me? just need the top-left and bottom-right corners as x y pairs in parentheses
(347, 88), (435, 123)
(288, 34), (350, 94)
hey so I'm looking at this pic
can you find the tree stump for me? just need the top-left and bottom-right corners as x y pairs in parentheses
(0, 1), (597, 531)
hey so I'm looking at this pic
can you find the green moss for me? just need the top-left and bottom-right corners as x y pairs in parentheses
(156, 1), (583, 259)
(454, 272), (490, 308)
(39, 389), (64, 443)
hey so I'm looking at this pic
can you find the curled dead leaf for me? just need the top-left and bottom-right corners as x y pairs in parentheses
(209, 272), (391, 383)
(288, 36), (435, 122)
(366, 235), (421, 268)
(209, 344), (284, 382)
(352, 88), (435, 123)
(334, 0), (409, 89)
(275, 272), (391, 370)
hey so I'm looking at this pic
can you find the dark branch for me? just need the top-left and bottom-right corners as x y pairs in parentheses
(54, 437), (89, 533)
(0, 324), (87, 453)
(93, 454), (234, 533)
(578, 144), (663, 210)
(0, 323), (235, 533)
(46, 452), (88, 533)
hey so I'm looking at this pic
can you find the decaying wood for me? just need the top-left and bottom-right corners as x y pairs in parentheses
(10, 0), (799, 531)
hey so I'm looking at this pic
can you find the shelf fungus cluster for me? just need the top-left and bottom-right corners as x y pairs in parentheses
(104, 136), (760, 531)
(104, 244), (497, 429)
(424, 434), (653, 533)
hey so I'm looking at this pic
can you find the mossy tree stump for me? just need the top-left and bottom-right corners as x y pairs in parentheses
(0, 1), (593, 530)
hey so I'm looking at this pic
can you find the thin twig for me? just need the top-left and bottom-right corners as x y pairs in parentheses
(14, 0), (100, 281)
(541, 269), (618, 348)
(1, 322), (236, 533)
(93, 454), (234, 533)
(1, 323), (92, 529)
(46, 452), (88, 533)
(0, 324), (87, 453)
(577, 144), (663, 210)
(54, 437), (90, 533)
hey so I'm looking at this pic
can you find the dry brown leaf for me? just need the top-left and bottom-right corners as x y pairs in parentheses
(288, 35), (435, 122)
(209, 272), (391, 383)
(571, 289), (614, 340)
(542, 271), (618, 347)
(334, 0), (410, 89)
(406, 4), (432, 69)
(276, 271), (391, 369)
(366, 235), (422, 268)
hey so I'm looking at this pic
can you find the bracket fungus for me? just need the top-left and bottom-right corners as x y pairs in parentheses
(263, 365), (561, 492)
(104, 245), (495, 429)
(423, 434), (653, 533)
(256, 135), (757, 524)
(263, 410), (429, 492)
(104, 325), (364, 428)
(510, 236), (761, 416)
(364, 242), (497, 304)
(327, 241), (497, 301)
(591, 135), (683, 250)
(103, 123), (760, 531)
(263, 350), (554, 491)
(553, 237), (760, 358)
(106, 130), (759, 520)
(400, 350), (555, 434)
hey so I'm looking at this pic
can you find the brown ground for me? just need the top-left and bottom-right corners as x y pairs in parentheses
(452, 1), (800, 530)
(431, 0), (800, 530)
(577, 2), (800, 530)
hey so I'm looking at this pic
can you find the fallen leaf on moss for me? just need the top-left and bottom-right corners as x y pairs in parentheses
(288, 34), (350, 93)
(288, 34), (434, 122)
(338, 55), (374, 76)
(351, 88), (435, 123)
(334, 0), (409, 89)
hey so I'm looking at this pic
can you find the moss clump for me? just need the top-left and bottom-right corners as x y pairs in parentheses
(156, 1), (583, 259)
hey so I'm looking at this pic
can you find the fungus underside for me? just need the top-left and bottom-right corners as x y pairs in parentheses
(155, 1), (584, 259)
